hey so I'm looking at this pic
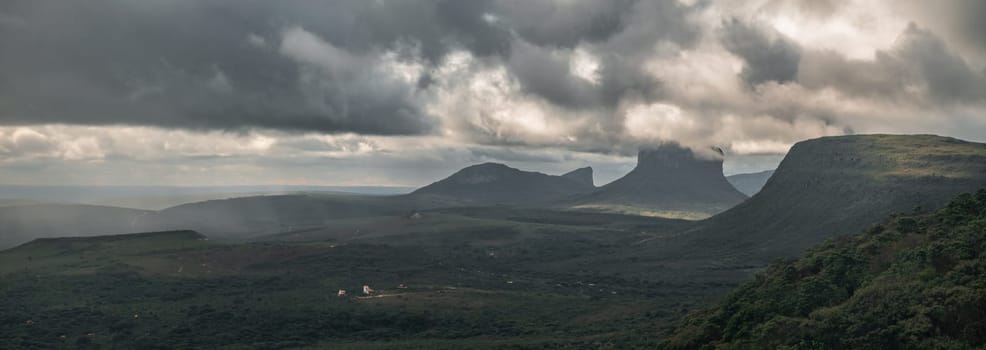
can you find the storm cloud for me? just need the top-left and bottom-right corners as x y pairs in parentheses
(797, 24), (986, 105)
(0, 0), (984, 186)
(719, 18), (802, 86)
(0, 0), (694, 136)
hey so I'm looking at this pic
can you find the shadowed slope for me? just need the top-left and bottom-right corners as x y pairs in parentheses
(663, 189), (986, 349)
(669, 134), (986, 262)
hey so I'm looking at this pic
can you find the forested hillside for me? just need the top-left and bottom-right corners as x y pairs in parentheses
(663, 189), (986, 349)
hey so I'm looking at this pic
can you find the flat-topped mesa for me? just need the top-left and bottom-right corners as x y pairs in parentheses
(636, 144), (722, 170)
(571, 143), (747, 218)
(30, 230), (206, 244)
(411, 163), (596, 205)
(626, 145), (733, 194)
(10, 230), (207, 253)
(671, 134), (986, 261)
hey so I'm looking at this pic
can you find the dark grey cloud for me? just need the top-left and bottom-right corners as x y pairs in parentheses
(495, 0), (691, 122)
(0, 0), (510, 135)
(797, 51), (905, 101)
(892, 24), (986, 104)
(898, 0), (986, 59)
(0, 0), (702, 136)
(596, 53), (665, 106)
(507, 42), (595, 107)
(444, 0), (692, 114)
(508, 41), (652, 109)
(798, 23), (986, 105)
(492, 0), (637, 48)
(719, 18), (802, 86)
(275, 0), (511, 62)
(949, 2), (986, 53)
(1, 0), (982, 179)
(0, 0), (437, 134)
(596, 0), (702, 55)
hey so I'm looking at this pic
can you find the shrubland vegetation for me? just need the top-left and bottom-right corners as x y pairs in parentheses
(663, 189), (986, 349)
(0, 220), (726, 349)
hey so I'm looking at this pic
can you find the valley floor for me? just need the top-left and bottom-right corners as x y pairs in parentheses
(0, 211), (739, 349)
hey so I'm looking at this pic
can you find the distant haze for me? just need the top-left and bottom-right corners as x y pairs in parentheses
(0, 185), (413, 210)
(726, 170), (775, 196)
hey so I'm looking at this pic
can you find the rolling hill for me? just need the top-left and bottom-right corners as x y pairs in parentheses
(410, 163), (596, 205)
(3, 230), (209, 272)
(663, 134), (986, 263)
(570, 144), (748, 219)
(662, 189), (986, 349)
(132, 193), (463, 239)
(726, 170), (775, 196)
(0, 204), (149, 249)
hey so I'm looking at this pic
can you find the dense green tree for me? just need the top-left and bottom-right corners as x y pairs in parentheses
(663, 189), (986, 350)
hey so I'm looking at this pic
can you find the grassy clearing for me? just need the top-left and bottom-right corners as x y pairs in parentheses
(569, 204), (712, 220)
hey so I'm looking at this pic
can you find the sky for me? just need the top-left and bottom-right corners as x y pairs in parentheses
(0, 0), (984, 187)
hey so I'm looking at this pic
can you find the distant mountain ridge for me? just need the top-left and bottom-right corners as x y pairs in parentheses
(561, 167), (594, 187)
(410, 163), (596, 205)
(570, 144), (748, 219)
(726, 170), (775, 196)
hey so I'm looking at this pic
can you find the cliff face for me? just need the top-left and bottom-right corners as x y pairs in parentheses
(670, 134), (986, 261)
(411, 163), (596, 205)
(572, 143), (747, 218)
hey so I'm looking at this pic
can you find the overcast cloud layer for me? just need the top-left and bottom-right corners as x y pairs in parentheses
(0, 0), (984, 186)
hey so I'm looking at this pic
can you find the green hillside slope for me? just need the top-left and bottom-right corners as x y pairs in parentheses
(672, 134), (986, 262)
(663, 189), (986, 350)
